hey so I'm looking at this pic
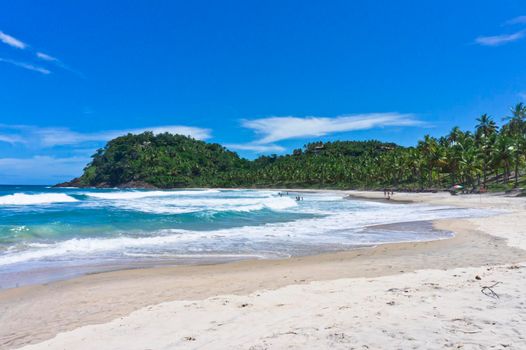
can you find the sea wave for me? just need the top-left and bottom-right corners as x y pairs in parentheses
(0, 203), (490, 267)
(88, 195), (299, 214)
(0, 193), (78, 206)
(84, 189), (220, 200)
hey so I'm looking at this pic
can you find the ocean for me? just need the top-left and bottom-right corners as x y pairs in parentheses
(0, 186), (486, 288)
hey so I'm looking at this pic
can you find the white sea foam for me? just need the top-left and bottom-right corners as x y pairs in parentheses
(0, 193), (78, 205)
(0, 201), (490, 267)
(91, 195), (299, 214)
(84, 189), (220, 200)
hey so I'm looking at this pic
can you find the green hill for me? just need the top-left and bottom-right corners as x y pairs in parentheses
(57, 104), (526, 191)
(59, 132), (248, 188)
(56, 133), (398, 189)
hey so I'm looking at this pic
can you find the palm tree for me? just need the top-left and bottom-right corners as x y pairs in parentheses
(504, 103), (526, 134)
(503, 103), (526, 186)
(509, 137), (525, 188)
(417, 135), (439, 188)
(493, 134), (513, 183)
(475, 114), (498, 188)
(445, 127), (464, 186)
(459, 145), (481, 189)
(476, 114), (498, 139)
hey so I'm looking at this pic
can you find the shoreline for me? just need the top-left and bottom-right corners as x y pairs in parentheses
(0, 218), (454, 290)
(1, 191), (526, 349)
(0, 188), (458, 290)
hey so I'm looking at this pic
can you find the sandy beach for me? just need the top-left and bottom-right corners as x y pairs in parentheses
(2, 191), (526, 349)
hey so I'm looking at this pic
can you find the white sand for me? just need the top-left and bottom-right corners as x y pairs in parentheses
(14, 192), (526, 350)
(21, 264), (526, 350)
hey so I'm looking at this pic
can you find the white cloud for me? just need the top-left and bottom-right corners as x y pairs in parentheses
(128, 126), (211, 140)
(241, 113), (421, 144)
(0, 125), (212, 183)
(36, 51), (85, 78)
(36, 52), (58, 62)
(0, 134), (26, 144)
(475, 30), (525, 46)
(225, 143), (285, 153)
(0, 57), (50, 74)
(505, 16), (526, 25)
(0, 124), (212, 147)
(0, 156), (89, 184)
(40, 126), (211, 146)
(0, 32), (82, 77)
(0, 31), (27, 49)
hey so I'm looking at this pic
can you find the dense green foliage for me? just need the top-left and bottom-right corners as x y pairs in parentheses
(79, 133), (248, 188)
(71, 103), (526, 190)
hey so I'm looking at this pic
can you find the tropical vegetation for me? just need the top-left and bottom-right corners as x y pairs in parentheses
(62, 103), (526, 191)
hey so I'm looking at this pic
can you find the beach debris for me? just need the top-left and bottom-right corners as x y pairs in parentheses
(481, 282), (501, 299)
(445, 328), (481, 334)
(327, 332), (350, 343)
(386, 301), (395, 305)
(184, 336), (196, 341)
(475, 275), (481, 280)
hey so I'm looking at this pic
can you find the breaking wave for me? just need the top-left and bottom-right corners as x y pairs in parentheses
(0, 193), (78, 206)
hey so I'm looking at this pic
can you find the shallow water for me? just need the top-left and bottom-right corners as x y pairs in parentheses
(0, 186), (488, 287)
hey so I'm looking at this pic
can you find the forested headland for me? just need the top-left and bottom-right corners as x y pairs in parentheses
(57, 103), (526, 192)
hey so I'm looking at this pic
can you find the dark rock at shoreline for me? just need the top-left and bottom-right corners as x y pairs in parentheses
(115, 181), (159, 189)
(53, 178), (84, 188)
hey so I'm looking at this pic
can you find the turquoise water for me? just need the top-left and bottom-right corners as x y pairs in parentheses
(0, 186), (486, 287)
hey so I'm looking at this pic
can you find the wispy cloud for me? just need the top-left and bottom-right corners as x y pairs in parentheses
(0, 30), (81, 76)
(0, 134), (26, 144)
(518, 92), (526, 100)
(0, 31), (27, 49)
(241, 113), (421, 145)
(475, 30), (526, 46)
(0, 125), (212, 183)
(36, 126), (212, 146)
(505, 16), (526, 25)
(0, 57), (50, 74)
(36, 51), (84, 78)
(0, 124), (212, 147)
(36, 52), (58, 62)
(0, 156), (90, 184)
(224, 143), (285, 153)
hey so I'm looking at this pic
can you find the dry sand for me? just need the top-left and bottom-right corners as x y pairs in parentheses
(2, 191), (526, 349)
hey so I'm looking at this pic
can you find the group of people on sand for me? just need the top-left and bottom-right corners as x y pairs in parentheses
(383, 188), (394, 200)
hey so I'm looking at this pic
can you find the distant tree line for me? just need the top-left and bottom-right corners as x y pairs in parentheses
(66, 103), (526, 191)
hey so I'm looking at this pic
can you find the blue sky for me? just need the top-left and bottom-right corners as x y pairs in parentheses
(1, 1), (526, 184)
